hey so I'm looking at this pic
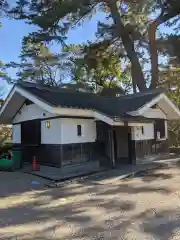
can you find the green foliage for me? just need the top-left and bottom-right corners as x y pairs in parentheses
(4, 41), (74, 85)
(5, 0), (180, 92)
(3, 39), (130, 91)
(62, 43), (131, 92)
(6, 0), (149, 91)
(159, 35), (180, 64)
(159, 62), (180, 146)
(0, 125), (12, 147)
(9, 0), (180, 92)
(0, 60), (4, 77)
(0, 1), (9, 82)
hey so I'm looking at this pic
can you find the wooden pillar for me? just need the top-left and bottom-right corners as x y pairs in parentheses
(60, 144), (63, 167)
(109, 129), (115, 168)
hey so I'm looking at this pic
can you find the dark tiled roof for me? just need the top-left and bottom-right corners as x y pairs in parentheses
(17, 82), (163, 119)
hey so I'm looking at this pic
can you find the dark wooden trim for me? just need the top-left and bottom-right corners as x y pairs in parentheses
(13, 111), (166, 126)
(124, 121), (128, 126)
(113, 128), (117, 160)
(108, 129), (115, 167)
(12, 100), (26, 121)
(25, 99), (33, 105)
(129, 139), (136, 164)
(157, 105), (167, 117)
(144, 117), (165, 121)
(17, 142), (99, 168)
(154, 122), (157, 141)
(41, 116), (94, 121)
(134, 139), (169, 160)
(60, 144), (63, 167)
(13, 115), (94, 125)
(116, 119), (154, 124)
(13, 122), (22, 125)
(21, 119), (41, 146)
(12, 143), (22, 148)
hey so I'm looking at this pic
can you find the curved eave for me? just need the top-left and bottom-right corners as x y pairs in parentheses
(128, 93), (180, 120)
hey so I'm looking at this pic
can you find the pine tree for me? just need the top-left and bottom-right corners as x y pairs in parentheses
(9, 0), (148, 92)
(8, 0), (180, 92)
(0, 0), (7, 79)
(62, 44), (131, 92)
(4, 41), (73, 85)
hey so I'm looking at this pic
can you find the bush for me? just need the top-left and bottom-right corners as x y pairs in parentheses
(0, 143), (12, 154)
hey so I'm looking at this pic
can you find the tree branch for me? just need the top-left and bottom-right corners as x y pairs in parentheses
(149, 8), (180, 89)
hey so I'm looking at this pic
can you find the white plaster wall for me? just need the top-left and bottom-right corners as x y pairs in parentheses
(12, 124), (21, 143)
(41, 118), (96, 144)
(143, 108), (167, 119)
(13, 103), (56, 123)
(61, 118), (96, 144)
(41, 119), (61, 144)
(131, 124), (154, 140)
(131, 121), (168, 141)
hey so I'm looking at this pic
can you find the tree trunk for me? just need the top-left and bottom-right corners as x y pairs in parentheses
(148, 11), (177, 89)
(107, 0), (146, 92)
(149, 21), (158, 89)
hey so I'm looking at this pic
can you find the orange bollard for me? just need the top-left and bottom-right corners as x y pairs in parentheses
(32, 156), (39, 171)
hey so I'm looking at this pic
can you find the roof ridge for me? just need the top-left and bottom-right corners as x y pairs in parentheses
(117, 88), (164, 100)
(17, 82), (164, 106)
(15, 82), (165, 119)
(17, 81), (122, 100)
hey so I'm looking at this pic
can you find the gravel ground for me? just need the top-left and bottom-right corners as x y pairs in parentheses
(1, 162), (180, 239)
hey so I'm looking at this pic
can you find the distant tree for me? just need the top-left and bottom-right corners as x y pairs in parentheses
(0, 124), (12, 147)
(4, 41), (73, 86)
(0, 0), (9, 95)
(62, 44), (131, 93)
(8, 0), (180, 92)
(159, 60), (180, 146)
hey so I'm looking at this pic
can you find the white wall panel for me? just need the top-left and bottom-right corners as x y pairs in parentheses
(12, 124), (21, 143)
(41, 119), (61, 144)
(13, 103), (56, 123)
(143, 108), (167, 119)
(131, 124), (154, 140)
(61, 118), (96, 144)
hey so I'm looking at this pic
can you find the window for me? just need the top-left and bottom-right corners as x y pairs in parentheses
(141, 126), (144, 135)
(77, 125), (82, 136)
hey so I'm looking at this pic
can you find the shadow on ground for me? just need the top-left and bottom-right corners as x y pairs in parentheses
(0, 166), (174, 240)
(128, 169), (173, 182)
(138, 208), (180, 240)
(1, 160), (180, 239)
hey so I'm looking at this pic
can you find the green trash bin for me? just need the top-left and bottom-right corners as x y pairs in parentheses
(12, 148), (22, 169)
(0, 158), (13, 170)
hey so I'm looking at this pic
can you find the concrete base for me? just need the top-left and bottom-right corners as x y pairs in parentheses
(22, 154), (179, 182)
(23, 161), (101, 181)
(136, 153), (170, 164)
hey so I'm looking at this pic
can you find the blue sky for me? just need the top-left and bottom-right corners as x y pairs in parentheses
(0, 15), (104, 96)
(0, 13), (172, 97)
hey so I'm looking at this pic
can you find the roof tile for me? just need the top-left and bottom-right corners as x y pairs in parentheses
(18, 82), (163, 119)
